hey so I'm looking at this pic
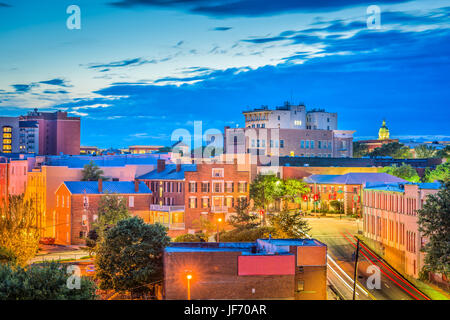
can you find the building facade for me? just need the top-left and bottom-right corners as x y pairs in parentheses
(362, 182), (441, 279)
(164, 239), (327, 300)
(54, 180), (152, 245)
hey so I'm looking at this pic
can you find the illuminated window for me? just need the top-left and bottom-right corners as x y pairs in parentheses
(2, 126), (12, 133)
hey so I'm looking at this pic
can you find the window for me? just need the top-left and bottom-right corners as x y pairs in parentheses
(280, 140), (284, 148)
(310, 140), (315, 149)
(238, 182), (248, 193)
(189, 197), (197, 208)
(213, 182), (223, 193)
(318, 141), (322, 149)
(201, 198), (210, 208)
(296, 280), (304, 292)
(56, 195), (59, 207)
(301, 140), (304, 148)
(201, 182), (210, 193)
(129, 196), (134, 208)
(188, 182), (197, 193)
(226, 197), (234, 208)
(225, 182), (234, 193)
(306, 140), (309, 149)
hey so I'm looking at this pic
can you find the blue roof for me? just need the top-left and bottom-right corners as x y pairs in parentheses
(62, 181), (152, 194)
(137, 164), (197, 180)
(305, 172), (407, 185)
(417, 182), (442, 190)
(43, 154), (170, 168)
(364, 181), (443, 192)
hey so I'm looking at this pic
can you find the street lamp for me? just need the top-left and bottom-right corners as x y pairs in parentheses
(217, 218), (222, 242)
(186, 273), (192, 300)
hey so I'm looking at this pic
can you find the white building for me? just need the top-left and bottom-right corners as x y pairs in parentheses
(243, 102), (337, 130)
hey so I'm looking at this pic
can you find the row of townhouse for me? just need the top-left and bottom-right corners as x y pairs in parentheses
(362, 182), (442, 280)
(52, 159), (251, 245)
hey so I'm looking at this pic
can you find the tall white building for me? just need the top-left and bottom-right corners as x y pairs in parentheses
(243, 102), (337, 130)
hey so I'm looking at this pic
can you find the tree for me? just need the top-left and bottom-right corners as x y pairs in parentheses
(415, 145), (437, 159)
(93, 193), (131, 239)
(381, 164), (421, 183)
(228, 198), (259, 230)
(417, 182), (450, 277)
(0, 195), (40, 266)
(0, 247), (17, 265)
(423, 163), (450, 183)
(369, 142), (412, 159)
(250, 174), (284, 223)
(192, 216), (217, 240)
(81, 161), (106, 181)
(282, 179), (310, 207)
(329, 200), (344, 213)
(353, 141), (369, 158)
(269, 210), (311, 238)
(0, 262), (97, 300)
(95, 217), (170, 298)
(436, 146), (450, 160)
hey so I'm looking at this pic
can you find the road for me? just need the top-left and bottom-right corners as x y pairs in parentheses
(307, 217), (429, 300)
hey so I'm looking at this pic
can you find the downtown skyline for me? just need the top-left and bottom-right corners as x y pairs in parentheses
(1, 0), (450, 148)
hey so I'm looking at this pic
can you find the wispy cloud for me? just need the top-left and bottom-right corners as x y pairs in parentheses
(0, 2), (11, 8)
(212, 27), (232, 31)
(85, 57), (156, 70)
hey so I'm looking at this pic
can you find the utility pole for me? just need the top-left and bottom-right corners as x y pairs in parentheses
(352, 238), (360, 300)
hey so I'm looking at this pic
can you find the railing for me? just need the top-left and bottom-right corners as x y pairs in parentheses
(211, 206), (228, 213)
(150, 204), (185, 212)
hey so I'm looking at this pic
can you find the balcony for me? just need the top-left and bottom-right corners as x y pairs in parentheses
(150, 204), (185, 212)
(211, 206), (228, 213)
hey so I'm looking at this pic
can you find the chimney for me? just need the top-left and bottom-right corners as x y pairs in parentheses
(134, 179), (139, 192)
(98, 178), (103, 193)
(157, 159), (166, 173)
(176, 159), (181, 172)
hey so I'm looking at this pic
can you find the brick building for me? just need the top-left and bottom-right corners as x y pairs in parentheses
(362, 182), (441, 280)
(304, 173), (407, 215)
(164, 238), (327, 300)
(137, 159), (251, 236)
(54, 180), (152, 245)
(19, 109), (80, 155)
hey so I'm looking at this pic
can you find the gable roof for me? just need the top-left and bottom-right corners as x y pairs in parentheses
(137, 164), (197, 180)
(304, 172), (407, 185)
(61, 181), (152, 195)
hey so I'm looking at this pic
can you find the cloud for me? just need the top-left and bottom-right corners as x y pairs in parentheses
(212, 27), (232, 31)
(39, 78), (71, 87)
(11, 84), (36, 93)
(43, 90), (69, 94)
(0, 2), (11, 7)
(108, 0), (412, 17)
(85, 57), (156, 70)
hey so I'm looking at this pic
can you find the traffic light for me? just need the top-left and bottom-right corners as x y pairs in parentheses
(313, 194), (319, 201)
(303, 195), (308, 202)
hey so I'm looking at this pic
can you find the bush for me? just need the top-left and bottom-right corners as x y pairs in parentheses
(0, 262), (97, 300)
(0, 247), (17, 265)
(174, 233), (206, 242)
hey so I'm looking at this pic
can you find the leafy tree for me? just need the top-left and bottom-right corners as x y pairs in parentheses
(250, 174), (284, 223)
(423, 163), (450, 183)
(0, 195), (40, 266)
(95, 217), (170, 298)
(228, 198), (259, 230)
(81, 161), (106, 181)
(369, 142), (412, 159)
(93, 193), (131, 240)
(269, 210), (311, 238)
(219, 226), (275, 242)
(353, 141), (369, 158)
(329, 200), (344, 213)
(415, 145), (437, 159)
(0, 262), (97, 300)
(173, 233), (206, 242)
(192, 216), (217, 240)
(282, 179), (310, 206)
(0, 247), (17, 265)
(436, 146), (450, 160)
(381, 164), (421, 183)
(417, 182), (450, 277)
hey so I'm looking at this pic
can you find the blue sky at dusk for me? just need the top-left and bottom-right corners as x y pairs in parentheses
(0, 0), (449, 148)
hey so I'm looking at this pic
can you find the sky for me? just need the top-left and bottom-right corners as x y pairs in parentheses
(0, 0), (449, 148)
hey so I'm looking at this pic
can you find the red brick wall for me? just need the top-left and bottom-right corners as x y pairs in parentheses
(55, 186), (152, 245)
(164, 251), (295, 300)
(184, 163), (250, 231)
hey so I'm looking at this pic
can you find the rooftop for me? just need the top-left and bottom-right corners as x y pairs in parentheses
(62, 181), (152, 194)
(137, 164), (197, 180)
(42, 154), (170, 168)
(304, 172), (407, 185)
(364, 182), (442, 192)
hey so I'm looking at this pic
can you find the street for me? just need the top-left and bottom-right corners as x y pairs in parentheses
(307, 217), (429, 300)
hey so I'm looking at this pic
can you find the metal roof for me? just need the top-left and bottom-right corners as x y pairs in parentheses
(63, 181), (152, 194)
(137, 164), (197, 180)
